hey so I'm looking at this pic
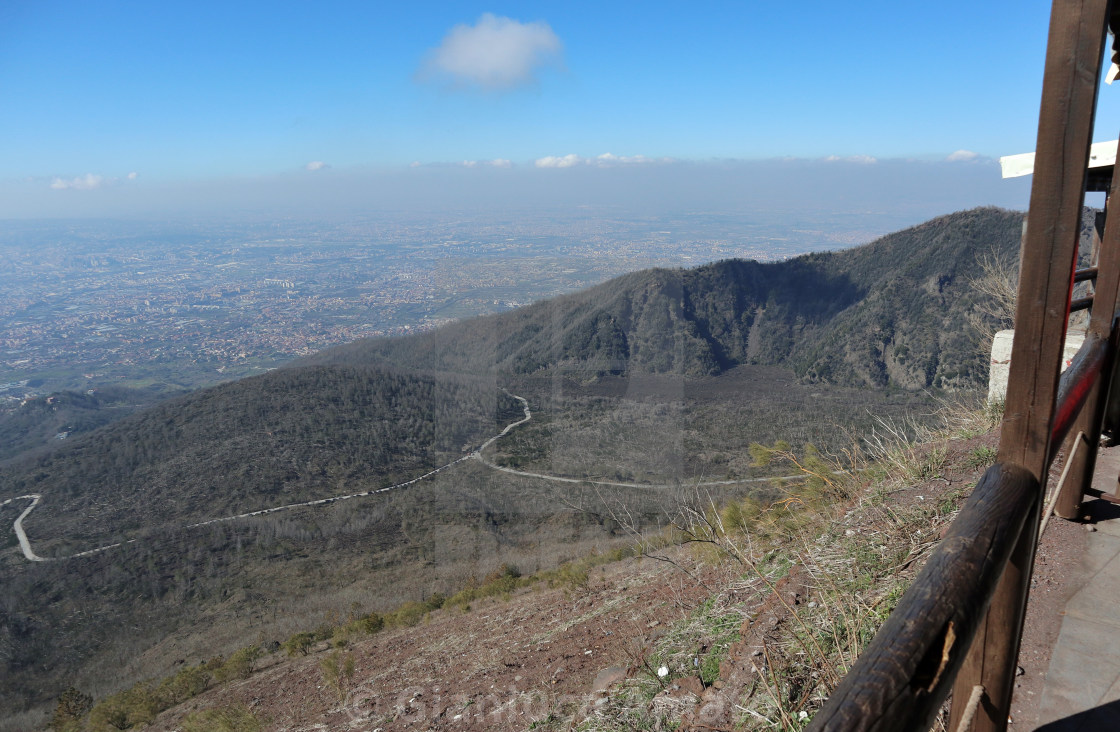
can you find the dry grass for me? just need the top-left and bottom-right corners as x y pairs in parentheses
(568, 400), (990, 731)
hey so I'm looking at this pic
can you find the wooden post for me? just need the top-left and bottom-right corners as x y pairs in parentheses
(1056, 140), (1120, 518)
(1105, 345), (1120, 436)
(949, 1), (1110, 730)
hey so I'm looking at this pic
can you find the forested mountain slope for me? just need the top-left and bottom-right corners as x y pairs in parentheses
(2, 366), (517, 550)
(0, 386), (184, 465)
(305, 207), (1024, 390)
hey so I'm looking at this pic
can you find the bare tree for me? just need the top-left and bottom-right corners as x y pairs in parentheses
(967, 248), (1019, 347)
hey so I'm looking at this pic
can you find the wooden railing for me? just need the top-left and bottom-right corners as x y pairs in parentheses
(1050, 333), (1110, 461)
(806, 1), (1120, 730)
(806, 463), (1039, 730)
(807, 332), (1116, 731)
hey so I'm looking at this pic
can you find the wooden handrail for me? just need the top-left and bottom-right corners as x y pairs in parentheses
(809, 333), (1110, 732)
(1070, 296), (1094, 312)
(805, 463), (1040, 731)
(1049, 333), (1110, 460)
(1074, 266), (1099, 283)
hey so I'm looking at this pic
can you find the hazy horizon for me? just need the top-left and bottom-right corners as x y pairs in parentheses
(0, 2), (1086, 222)
(0, 156), (1033, 224)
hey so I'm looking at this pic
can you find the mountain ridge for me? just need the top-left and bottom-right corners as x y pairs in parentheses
(303, 206), (1025, 390)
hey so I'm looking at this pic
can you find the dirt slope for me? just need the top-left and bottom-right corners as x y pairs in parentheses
(138, 427), (1089, 731)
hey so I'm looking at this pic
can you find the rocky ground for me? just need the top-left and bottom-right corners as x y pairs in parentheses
(147, 553), (727, 731)
(141, 426), (1092, 732)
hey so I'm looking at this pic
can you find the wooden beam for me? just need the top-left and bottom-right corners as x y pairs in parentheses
(1070, 295), (1095, 312)
(952, 1), (1110, 730)
(1057, 139), (1120, 518)
(1049, 333), (1110, 463)
(997, 0), (1109, 473)
(1074, 265), (1099, 283)
(805, 465), (1037, 732)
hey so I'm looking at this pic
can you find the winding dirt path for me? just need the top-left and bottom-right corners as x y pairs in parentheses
(476, 395), (794, 489)
(1, 392), (788, 562)
(0, 494), (47, 562)
(1, 445), (480, 563)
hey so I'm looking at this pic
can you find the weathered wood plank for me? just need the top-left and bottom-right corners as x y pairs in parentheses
(1058, 153), (1120, 517)
(997, 0), (1108, 474)
(804, 464), (1038, 732)
(953, 1), (1110, 729)
(1052, 157), (1120, 519)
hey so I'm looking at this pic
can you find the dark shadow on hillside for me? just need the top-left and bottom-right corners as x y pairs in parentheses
(682, 258), (866, 373)
(764, 258), (866, 321)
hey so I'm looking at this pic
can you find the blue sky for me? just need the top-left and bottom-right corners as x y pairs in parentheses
(0, 1), (1111, 218)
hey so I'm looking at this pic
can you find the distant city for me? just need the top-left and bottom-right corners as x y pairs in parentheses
(0, 209), (913, 402)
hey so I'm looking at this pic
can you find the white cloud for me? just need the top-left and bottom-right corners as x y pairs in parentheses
(421, 13), (562, 90)
(127, 171), (138, 180)
(49, 174), (106, 190)
(306, 161), (330, 171)
(946, 149), (980, 162)
(535, 152), (665, 168)
(464, 159), (512, 168)
(595, 152), (655, 166)
(408, 158), (513, 169)
(535, 153), (584, 168)
(823, 154), (878, 164)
